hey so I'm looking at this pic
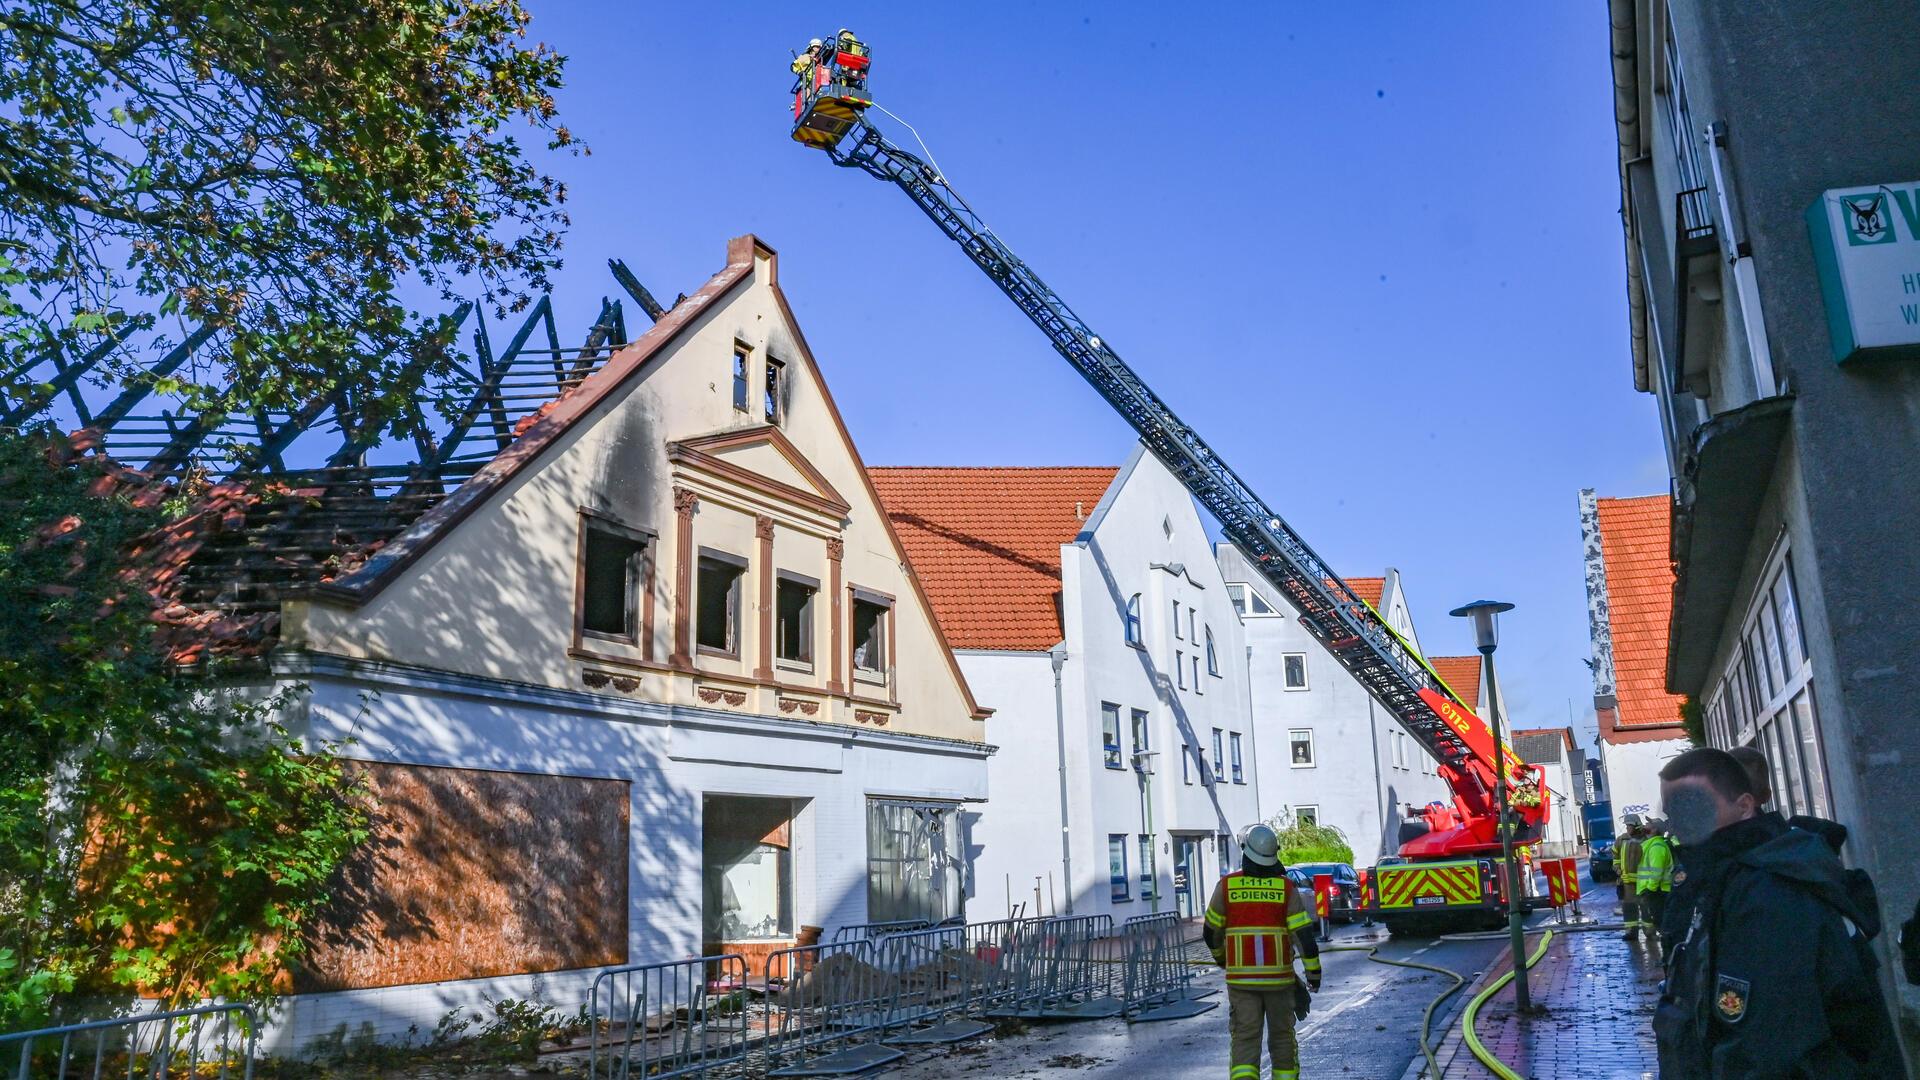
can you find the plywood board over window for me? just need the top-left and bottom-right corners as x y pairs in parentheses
(295, 763), (630, 992)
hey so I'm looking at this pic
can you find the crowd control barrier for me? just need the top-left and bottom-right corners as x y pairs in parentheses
(763, 940), (904, 1077)
(984, 914), (1122, 1021)
(586, 955), (752, 1080)
(1118, 913), (1217, 1022)
(869, 925), (994, 1045)
(1, 1003), (257, 1080)
(827, 919), (926, 944)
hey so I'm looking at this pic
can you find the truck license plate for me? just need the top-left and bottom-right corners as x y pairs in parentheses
(1414, 895), (1447, 906)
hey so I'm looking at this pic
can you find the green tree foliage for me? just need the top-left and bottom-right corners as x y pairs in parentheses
(0, 434), (369, 1027)
(0, 0), (577, 430)
(1265, 812), (1356, 866)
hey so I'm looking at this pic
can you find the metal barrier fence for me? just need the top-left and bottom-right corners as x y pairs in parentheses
(764, 940), (903, 1077)
(827, 919), (927, 944)
(984, 914), (1122, 1021)
(869, 925), (992, 1046)
(586, 955), (752, 1080)
(1, 1003), (257, 1080)
(1119, 913), (1217, 1023)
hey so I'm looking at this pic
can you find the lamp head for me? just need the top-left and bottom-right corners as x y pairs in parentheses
(1448, 599), (1515, 653)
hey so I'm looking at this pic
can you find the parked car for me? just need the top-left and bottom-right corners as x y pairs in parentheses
(1288, 862), (1365, 923)
(1588, 839), (1618, 883)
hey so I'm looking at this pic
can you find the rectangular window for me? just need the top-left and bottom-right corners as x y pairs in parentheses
(1130, 708), (1150, 756)
(1102, 703), (1124, 769)
(763, 356), (785, 424)
(851, 593), (889, 678)
(1216, 833), (1232, 875)
(1211, 728), (1225, 783)
(1230, 732), (1244, 784)
(1773, 562), (1806, 669)
(1283, 653), (1308, 690)
(1793, 689), (1831, 819)
(1138, 835), (1156, 899)
(1296, 806), (1318, 827)
(1172, 600), (1182, 640)
(1182, 740), (1193, 785)
(1125, 593), (1143, 646)
(696, 552), (747, 655)
(1289, 728), (1315, 768)
(1192, 655), (1203, 695)
(1226, 584), (1246, 616)
(1109, 835), (1130, 901)
(1176, 651), (1186, 689)
(1187, 607), (1196, 643)
(580, 517), (647, 641)
(775, 573), (817, 665)
(704, 795), (794, 941)
(732, 345), (750, 411)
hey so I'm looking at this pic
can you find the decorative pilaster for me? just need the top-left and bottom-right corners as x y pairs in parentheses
(670, 486), (697, 667)
(826, 536), (846, 694)
(755, 515), (775, 681)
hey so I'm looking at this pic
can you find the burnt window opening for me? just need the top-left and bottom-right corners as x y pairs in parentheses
(851, 595), (889, 677)
(764, 357), (785, 425)
(776, 574), (817, 665)
(581, 520), (647, 640)
(732, 346), (751, 411)
(697, 553), (747, 655)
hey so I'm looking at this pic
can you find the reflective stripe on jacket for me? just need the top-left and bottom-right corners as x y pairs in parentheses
(1639, 835), (1675, 894)
(1205, 872), (1310, 988)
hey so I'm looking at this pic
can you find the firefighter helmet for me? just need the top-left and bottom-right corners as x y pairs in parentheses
(1243, 823), (1280, 866)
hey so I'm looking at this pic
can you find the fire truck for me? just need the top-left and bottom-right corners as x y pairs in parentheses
(789, 36), (1551, 934)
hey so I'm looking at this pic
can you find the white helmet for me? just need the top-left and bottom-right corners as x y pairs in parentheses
(808, 38), (823, 48)
(1242, 823), (1280, 866)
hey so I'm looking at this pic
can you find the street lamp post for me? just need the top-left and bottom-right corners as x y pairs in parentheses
(1450, 599), (1531, 1014)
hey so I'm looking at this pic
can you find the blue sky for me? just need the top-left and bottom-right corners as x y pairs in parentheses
(516, 3), (1669, 749)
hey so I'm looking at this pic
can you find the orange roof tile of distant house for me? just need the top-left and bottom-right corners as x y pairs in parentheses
(1596, 495), (1686, 730)
(1429, 654), (1484, 711)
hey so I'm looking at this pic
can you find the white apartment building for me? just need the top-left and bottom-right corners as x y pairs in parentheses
(873, 444), (1260, 923)
(1214, 549), (1457, 864)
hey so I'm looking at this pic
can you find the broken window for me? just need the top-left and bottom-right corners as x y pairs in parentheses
(703, 796), (794, 945)
(697, 552), (746, 655)
(764, 356), (785, 424)
(851, 593), (889, 678)
(776, 573), (816, 665)
(732, 345), (751, 411)
(580, 517), (647, 640)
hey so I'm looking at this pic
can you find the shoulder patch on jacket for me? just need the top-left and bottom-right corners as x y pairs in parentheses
(1714, 974), (1750, 1024)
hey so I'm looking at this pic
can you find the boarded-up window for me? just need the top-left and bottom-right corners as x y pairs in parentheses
(296, 763), (629, 992)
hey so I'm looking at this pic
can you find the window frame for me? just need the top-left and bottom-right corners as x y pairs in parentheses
(1138, 834), (1157, 899)
(774, 570), (819, 670)
(1124, 593), (1143, 648)
(1205, 627), (1219, 676)
(1226, 583), (1246, 616)
(1295, 806), (1319, 828)
(1176, 650), (1186, 690)
(575, 509), (653, 647)
(1130, 707), (1150, 757)
(1211, 728), (1225, 783)
(1282, 652), (1309, 691)
(1109, 834), (1130, 901)
(1181, 740), (1194, 785)
(763, 355), (787, 425)
(1230, 732), (1244, 784)
(732, 343), (752, 412)
(695, 547), (749, 658)
(1102, 702), (1124, 770)
(849, 585), (894, 685)
(1289, 728), (1316, 769)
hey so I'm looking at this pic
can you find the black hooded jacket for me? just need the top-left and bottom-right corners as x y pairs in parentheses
(1654, 816), (1906, 1079)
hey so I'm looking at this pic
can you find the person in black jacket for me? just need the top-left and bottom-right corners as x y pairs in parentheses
(1652, 748), (1905, 1079)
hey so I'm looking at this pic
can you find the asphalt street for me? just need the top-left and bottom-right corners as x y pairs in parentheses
(885, 914), (1540, 1079)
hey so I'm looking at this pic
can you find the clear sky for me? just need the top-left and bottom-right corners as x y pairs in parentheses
(514, 2), (1671, 750)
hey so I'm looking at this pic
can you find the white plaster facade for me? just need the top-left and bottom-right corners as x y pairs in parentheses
(1597, 737), (1687, 834)
(948, 447), (1261, 924)
(1214, 549), (1452, 864)
(240, 236), (990, 1052)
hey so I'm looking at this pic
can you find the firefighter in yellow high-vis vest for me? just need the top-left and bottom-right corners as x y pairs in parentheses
(1204, 824), (1323, 1080)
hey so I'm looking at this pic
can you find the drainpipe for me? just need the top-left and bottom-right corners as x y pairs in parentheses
(1050, 644), (1074, 916)
(1243, 645), (1262, 820)
(1366, 698), (1389, 860)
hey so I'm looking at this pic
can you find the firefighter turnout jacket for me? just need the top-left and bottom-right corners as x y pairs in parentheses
(1203, 871), (1321, 989)
(1654, 815), (1906, 1078)
(1638, 833), (1674, 895)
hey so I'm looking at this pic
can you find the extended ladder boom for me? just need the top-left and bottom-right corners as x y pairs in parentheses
(818, 116), (1541, 830)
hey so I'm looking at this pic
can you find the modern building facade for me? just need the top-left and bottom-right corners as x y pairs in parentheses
(1607, 0), (1920, 1038)
(1580, 490), (1689, 833)
(176, 237), (993, 1050)
(873, 446), (1260, 924)
(1215, 549), (1453, 863)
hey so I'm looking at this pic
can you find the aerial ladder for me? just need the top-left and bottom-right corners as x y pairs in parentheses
(789, 37), (1550, 928)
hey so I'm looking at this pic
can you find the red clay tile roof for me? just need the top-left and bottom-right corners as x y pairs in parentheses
(868, 466), (1119, 651)
(1429, 655), (1484, 711)
(1344, 577), (1385, 608)
(1597, 495), (1686, 729)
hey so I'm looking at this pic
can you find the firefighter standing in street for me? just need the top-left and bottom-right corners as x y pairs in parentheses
(1205, 824), (1323, 1080)
(1618, 815), (1647, 939)
(1638, 820), (1676, 945)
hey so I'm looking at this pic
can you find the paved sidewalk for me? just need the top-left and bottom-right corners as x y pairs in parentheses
(1428, 903), (1662, 1079)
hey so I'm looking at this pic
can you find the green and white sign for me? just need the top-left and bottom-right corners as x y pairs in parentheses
(1807, 181), (1920, 364)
